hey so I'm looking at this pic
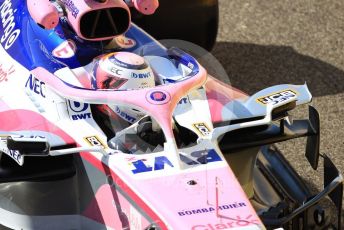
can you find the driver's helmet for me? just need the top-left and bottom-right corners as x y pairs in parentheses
(92, 52), (155, 123)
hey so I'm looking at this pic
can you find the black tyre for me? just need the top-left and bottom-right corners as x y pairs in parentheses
(131, 0), (219, 51)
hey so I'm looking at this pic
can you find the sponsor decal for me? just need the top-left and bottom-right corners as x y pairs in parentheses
(146, 90), (171, 105)
(52, 40), (76, 58)
(12, 135), (45, 139)
(162, 78), (177, 84)
(115, 106), (136, 123)
(68, 101), (88, 112)
(257, 89), (297, 105)
(39, 40), (64, 65)
(150, 91), (166, 101)
(140, 82), (148, 87)
(131, 149), (221, 174)
(178, 97), (189, 105)
(132, 72), (151, 79)
(125, 156), (140, 162)
(0, 64), (14, 83)
(115, 35), (136, 48)
(187, 62), (195, 69)
(0, 0), (20, 50)
(178, 202), (247, 216)
(179, 149), (221, 165)
(131, 156), (173, 174)
(193, 123), (211, 136)
(109, 66), (123, 76)
(25, 74), (46, 98)
(0, 136), (23, 165)
(61, 0), (79, 18)
(191, 215), (260, 229)
(71, 113), (91, 120)
(84, 136), (107, 149)
(4, 149), (22, 164)
(68, 101), (92, 120)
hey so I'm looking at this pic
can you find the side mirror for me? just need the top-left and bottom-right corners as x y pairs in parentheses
(7, 136), (50, 155)
(27, 0), (59, 29)
(133, 0), (159, 15)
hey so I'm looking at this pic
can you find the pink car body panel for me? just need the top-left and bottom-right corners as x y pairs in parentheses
(0, 90), (264, 229)
(83, 184), (152, 230)
(81, 150), (264, 229)
(0, 109), (75, 145)
(0, 47), (264, 229)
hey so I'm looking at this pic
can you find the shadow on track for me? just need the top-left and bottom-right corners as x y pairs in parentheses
(212, 42), (344, 97)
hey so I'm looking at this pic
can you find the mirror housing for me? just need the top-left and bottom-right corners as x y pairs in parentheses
(27, 0), (59, 29)
(133, 0), (159, 15)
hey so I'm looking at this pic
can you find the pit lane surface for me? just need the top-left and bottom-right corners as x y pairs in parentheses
(212, 0), (344, 224)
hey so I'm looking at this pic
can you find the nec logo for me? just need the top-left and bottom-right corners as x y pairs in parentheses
(109, 67), (123, 76)
(25, 74), (46, 98)
(131, 149), (221, 174)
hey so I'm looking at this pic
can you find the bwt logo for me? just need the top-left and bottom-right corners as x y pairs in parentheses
(115, 106), (136, 123)
(68, 101), (88, 112)
(131, 72), (151, 79)
(0, 0), (21, 50)
(72, 113), (91, 120)
(131, 149), (222, 174)
(68, 101), (92, 121)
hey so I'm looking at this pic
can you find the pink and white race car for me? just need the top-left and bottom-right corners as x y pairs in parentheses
(0, 0), (341, 229)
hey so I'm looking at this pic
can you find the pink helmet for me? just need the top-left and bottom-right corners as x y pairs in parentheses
(93, 52), (155, 123)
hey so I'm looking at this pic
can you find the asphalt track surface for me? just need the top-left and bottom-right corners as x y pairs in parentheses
(211, 0), (344, 225)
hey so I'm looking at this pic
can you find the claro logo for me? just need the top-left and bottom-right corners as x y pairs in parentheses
(0, 0), (20, 50)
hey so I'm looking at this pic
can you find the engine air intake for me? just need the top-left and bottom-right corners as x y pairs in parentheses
(80, 8), (130, 39)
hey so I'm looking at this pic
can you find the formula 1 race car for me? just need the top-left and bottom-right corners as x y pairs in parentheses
(0, 0), (342, 230)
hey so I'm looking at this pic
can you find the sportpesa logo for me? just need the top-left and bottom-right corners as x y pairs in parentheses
(0, 0), (20, 50)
